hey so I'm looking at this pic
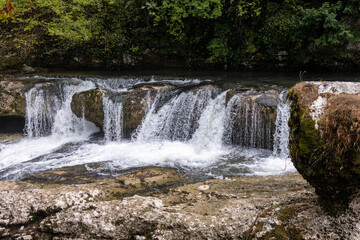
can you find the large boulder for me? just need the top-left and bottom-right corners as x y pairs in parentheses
(71, 88), (106, 127)
(288, 82), (360, 214)
(71, 85), (175, 138)
(0, 80), (26, 117)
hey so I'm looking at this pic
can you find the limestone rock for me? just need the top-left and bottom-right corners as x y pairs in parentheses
(288, 82), (360, 213)
(71, 88), (106, 127)
(255, 90), (279, 108)
(0, 173), (359, 239)
(22, 64), (36, 74)
(0, 80), (26, 117)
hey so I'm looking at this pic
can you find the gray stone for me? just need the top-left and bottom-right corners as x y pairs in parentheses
(0, 80), (26, 117)
(22, 64), (35, 74)
(0, 173), (359, 239)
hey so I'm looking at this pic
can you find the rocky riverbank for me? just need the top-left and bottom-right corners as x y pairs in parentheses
(0, 167), (359, 239)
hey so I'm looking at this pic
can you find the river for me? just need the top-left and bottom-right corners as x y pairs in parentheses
(0, 70), (359, 181)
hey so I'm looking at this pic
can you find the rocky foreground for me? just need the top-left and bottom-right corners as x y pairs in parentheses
(0, 167), (359, 240)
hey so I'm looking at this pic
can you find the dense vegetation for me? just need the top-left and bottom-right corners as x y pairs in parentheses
(1, 0), (359, 70)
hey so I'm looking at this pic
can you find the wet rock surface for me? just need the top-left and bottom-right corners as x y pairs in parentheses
(0, 171), (359, 239)
(225, 89), (278, 149)
(288, 82), (360, 213)
(122, 84), (175, 138)
(0, 133), (24, 142)
(71, 88), (107, 127)
(0, 80), (26, 117)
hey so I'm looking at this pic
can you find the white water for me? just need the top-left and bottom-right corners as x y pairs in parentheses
(223, 94), (274, 149)
(136, 87), (214, 142)
(103, 96), (123, 141)
(272, 91), (291, 159)
(0, 78), (296, 180)
(0, 79), (99, 174)
(190, 91), (227, 151)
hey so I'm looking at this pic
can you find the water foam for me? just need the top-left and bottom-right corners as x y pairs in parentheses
(0, 78), (296, 180)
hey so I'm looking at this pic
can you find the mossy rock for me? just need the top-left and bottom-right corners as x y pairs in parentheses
(0, 80), (26, 117)
(71, 88), (106, 127)
(288, 82), (360, 215)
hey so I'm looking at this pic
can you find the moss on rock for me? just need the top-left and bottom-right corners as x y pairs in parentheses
(288, 82), (360, 215)
(71, 88), (106, 127)
(0, 80), (26, 117)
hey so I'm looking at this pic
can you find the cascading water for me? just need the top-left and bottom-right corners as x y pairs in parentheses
(190, 91), (227, 151)
(272, 91), (291, 159)
(0, 76), (297, 180)
(135, 87), (217, 142)
(25, 80), (99, 139)
(25, 86), (58, 137)
(223, 94), (275, 149)
(0, 79), (100, 179)
(103, 95), (123, 142)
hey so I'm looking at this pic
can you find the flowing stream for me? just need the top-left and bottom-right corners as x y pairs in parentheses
(0, 75), (297, 180)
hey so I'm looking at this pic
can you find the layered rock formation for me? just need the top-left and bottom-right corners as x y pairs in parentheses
(70, 84), (178, 138)
(288, 82), (360, 213)
(122, 84), (175, 138)
(0, 169), (359, 239)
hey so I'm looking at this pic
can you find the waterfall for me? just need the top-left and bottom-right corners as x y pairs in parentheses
(1, 75), (299, 181)
(135, 87), (216, 142)
(223, 94), (275, 149)
(190, 91), (227, 151)
(103, 95), (123, 142)
(272, 91), (290, 159)
(25, 80), (99, 139)
(25, 86), (58, 137)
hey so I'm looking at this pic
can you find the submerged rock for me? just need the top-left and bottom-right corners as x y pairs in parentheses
(288, 82), (360, 214)
(71, 88), (107, 127)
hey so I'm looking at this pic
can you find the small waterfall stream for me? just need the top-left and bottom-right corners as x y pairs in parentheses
(272, 91), (291, 159)
(0, 77), (297, 180)
(223, 94), (274, 149)
(135, 87), (216, 142)
(103, 95), (123, 142)
(25, 80), (98, 139)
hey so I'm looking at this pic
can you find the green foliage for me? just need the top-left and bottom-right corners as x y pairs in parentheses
(0, 0), (359, 70)
(145, 0), (222, 38)
(298, 2), (355, 48)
